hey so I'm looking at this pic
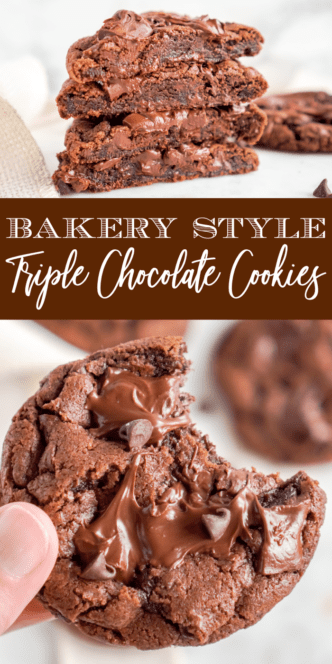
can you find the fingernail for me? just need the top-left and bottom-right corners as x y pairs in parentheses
(0, 505), (49, 578)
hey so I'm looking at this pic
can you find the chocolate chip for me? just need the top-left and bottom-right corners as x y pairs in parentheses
(313, 178), (332, 198)
(98, 29), (112, 40)
(119, 419), (153, 449)
(57, 180), (72, 196)
(202, 510), (231, 541)
(81, 553), (116, 580)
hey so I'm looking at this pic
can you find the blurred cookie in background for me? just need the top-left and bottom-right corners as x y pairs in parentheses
(36, 320), (188, 353)
(214, 320), (332, 463)
(257, 92), (332, 152)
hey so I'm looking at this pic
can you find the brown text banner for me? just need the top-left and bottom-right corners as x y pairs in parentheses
(0, 198), (331, 319)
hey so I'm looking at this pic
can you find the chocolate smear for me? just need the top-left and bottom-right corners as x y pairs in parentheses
(75, 454), (310, 582)
(81, 552), (116, 580)
(87, 367), (190, 444)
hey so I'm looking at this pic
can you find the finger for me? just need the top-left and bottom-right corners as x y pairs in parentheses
(10, 598), (54, 632)
(0, 502), (58, 635)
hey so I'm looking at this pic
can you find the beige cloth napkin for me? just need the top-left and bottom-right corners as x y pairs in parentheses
(0, 95), (58, 198)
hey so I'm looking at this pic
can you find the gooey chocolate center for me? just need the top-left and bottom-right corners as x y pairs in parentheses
(77, 369), (309, 583)
(87, 367), (190, 444)
(75, 453), (309, 582)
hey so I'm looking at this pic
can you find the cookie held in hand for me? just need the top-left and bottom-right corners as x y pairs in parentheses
(0, 336), (326, 649)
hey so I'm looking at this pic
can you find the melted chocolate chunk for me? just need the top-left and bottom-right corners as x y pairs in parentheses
(87, 367), (190, 444)
(75, 455), (143, 583)
(80, 551), (116, 580)
(119, 419), (153, 449)
(102, 10), (153, 40)
(75, 453), (311, 582)
(202, 511), (231, 540)
(142, 12), (226, 36)
(257, 501), (310, 574)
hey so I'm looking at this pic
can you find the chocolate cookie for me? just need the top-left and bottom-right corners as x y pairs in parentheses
(0, 336), (326, 649)
(66, 10), (264, 83)
(54, 10), (267, 194)
(36, 320), (187, 353)
(60, 106), (267, 164)
(57, 62), (268, 120)
(215, 320), (332, 463)
(257, 92), (332, 152)
(53, 142), (259, 194)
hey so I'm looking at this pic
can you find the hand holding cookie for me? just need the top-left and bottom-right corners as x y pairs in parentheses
(0, 503), (58, 636)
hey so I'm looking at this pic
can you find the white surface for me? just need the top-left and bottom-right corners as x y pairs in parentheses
(55, 621), (187, 664)
(0, 56), (48, 126)
(0, 319), (331, 664)
(0, 621), (58, 664)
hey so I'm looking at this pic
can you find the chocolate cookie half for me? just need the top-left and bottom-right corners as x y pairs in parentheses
(57, 62), (268, 120)
(61, 105), (267, 163)
(66, 10), (264, 83)
(0, 336), (325, 649)
(53, 106), (265, 193)
(215, 320), (332, 463)
(54, 142), (259, 194)
(257, 92), (332, 152)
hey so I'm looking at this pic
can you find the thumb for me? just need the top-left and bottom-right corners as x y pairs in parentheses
(0, 502), (58, 636)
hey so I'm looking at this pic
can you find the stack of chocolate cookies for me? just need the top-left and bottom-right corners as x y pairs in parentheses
(53, 10), (268, 194)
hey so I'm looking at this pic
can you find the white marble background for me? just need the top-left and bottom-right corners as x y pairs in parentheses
(0, 320), (332, 664)
(0, 0), (332, 197)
